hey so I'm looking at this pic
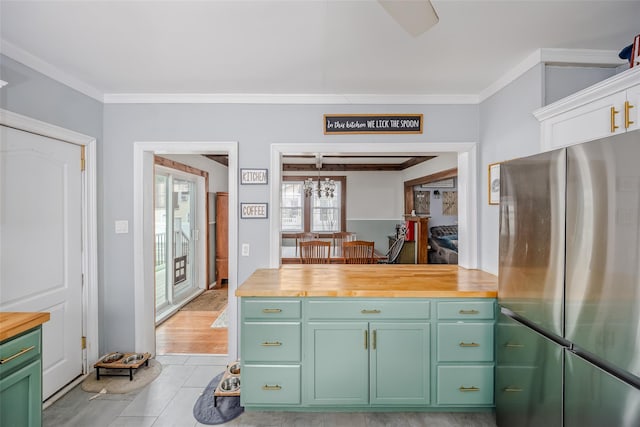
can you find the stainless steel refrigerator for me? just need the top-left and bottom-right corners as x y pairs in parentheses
(496, 131), (640, 427)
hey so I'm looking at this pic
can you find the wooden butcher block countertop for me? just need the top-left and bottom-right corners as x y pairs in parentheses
(236, 264), (497, 298)
(0, 312), (50, 342)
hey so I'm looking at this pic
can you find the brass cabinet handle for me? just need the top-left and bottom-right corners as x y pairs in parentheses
(0, 346), (35, 364)
(364, 330), (368, 349)
(459, 386), (480, 392)
(611, 106), (620, 132)
(505, 343), (524, 348)
(261, 341), (282, 347)
(262, 384), (282, 391)
(373, 330), (377, 350)
(459, 309), (479, 315)
(459, 342), (480, 347)
(361, 309), (381, 314)
(504, 387), (523, 392)
(625, 101), (635, 128)
(262, 308), (282, 313)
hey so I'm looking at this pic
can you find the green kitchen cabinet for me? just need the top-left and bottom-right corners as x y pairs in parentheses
(369, 322), (430, 405)
(240, 297), (495, 411)
(306, 322), (369, 405)
(306, 321), (430, 406)
(240, 298), (302, 407)
(0, 327), (43, 427)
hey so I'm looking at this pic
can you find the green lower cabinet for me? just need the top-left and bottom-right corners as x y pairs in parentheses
(306, 322), (369, 405)
(0, 356), (42, 427)
(242, 365), (301, 406)
(306, 321), (430, 406)
(437, 365), (493, 405)
(370, 322), (430, 405)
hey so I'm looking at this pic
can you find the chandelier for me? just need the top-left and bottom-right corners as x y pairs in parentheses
(303, 155), (335, 198)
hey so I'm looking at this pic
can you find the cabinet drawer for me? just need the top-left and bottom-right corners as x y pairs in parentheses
(437, 366), (494, 405)
(241, 364), (301, 405)
(306, 300), (430, 320)
(243, 299), (301, 320)
(437, 301), (494, 320)
(438, 323), (494, 362)
(0, 329), (41, 376)
(241, 322), (301, 362)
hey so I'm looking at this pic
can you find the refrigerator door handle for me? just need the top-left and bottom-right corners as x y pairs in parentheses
(505, 343), (525, 348)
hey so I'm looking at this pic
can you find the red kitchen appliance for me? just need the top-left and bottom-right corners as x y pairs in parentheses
(404, 220), (415, 241)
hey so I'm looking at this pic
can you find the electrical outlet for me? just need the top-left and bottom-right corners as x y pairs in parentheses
(242, 243), (250, 256)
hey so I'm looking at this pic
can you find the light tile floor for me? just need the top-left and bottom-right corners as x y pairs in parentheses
(44, 355), (497, 427)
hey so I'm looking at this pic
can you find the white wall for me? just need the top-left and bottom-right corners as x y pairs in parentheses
(402, 153), (458, 182)
(158, 154), (229, 193)
(479, 64), (545, 275)
(102, 103), (478, 352)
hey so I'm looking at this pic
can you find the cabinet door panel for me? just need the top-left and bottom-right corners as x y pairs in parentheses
(437, 365), (493, 405)
(0, 359), (42, 427)
(625, 83), (640, 132)
(306, 322), (368, 405)
(437, 323), (493, 362)
(241, 322), (300, 362)
(241, 365), (301, 406)
(242, 299), (301, 320)
(370, 322), (430, 405)
(542, 91), (627, 150)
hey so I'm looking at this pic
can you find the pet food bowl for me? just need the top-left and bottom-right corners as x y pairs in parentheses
(220, 377), (240, 392)
(122, 353), (146, 364)
(227, 362), (241, 376)
(100, 352), (124, 363)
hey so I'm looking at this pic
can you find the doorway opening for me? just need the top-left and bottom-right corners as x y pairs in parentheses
(153, 155), (229, 355)
(269, 142), (478, 269)
(134, 142), (238, 362)
(154, 165), (203, 321)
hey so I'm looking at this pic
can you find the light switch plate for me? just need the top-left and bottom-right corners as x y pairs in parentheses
(115, 220), (129, 234)
(241, 243), (250, 256)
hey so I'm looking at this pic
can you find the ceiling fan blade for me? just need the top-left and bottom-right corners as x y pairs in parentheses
(378, 0), (439, 37)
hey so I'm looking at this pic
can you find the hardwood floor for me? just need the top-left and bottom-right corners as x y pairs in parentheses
(155, 288), (228, 355)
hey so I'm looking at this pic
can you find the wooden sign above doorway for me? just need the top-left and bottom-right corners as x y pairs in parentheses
(324, 114), (423, 135)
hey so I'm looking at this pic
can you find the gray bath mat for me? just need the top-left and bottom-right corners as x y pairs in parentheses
(193, 371), (243, 425)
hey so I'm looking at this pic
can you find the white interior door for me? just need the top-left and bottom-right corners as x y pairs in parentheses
(0, 125), (83, 399)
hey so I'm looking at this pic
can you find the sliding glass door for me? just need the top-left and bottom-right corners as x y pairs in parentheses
(155, 167), (199, 315)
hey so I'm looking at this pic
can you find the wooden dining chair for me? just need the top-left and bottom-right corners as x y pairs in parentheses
(342, 240), (375, 264)
(295, 232), (319, 255)
(332, 231), (355, 256)
(299, 240), (331, 264)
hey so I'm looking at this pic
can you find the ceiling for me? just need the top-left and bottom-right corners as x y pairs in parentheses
(2, 1), (639, 100)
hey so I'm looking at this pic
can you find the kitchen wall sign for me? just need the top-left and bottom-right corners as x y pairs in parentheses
(241, 203), (268, 219)
(324, 114), (423, 135)
(241, 168), (268, 185)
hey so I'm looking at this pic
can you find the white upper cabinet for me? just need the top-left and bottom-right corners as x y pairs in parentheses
(534, 67), (640, 151)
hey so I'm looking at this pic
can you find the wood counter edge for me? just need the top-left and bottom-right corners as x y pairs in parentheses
(235, 290), (497, 298)
(0, 312), (51, 342)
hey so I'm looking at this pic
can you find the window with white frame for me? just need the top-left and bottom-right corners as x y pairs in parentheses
(281, 176), (346, 234)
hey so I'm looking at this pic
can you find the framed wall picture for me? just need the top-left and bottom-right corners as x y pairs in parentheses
(241, 203), (268, 219)
(240, 168), (268, 185)
(488, 163), (501, 205)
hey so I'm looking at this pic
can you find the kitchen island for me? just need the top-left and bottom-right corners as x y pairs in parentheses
(236, 265), (497, 411)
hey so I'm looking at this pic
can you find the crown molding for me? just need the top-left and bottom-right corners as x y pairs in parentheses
(1, 40), (626, 106)
(1, 39), (104, 102)
(102, 93), (479, 104)
(478, 48), (625, 103)
(533, 65), (640, 122)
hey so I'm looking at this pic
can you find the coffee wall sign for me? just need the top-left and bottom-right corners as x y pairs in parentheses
(241, 168), (268, 185)
(241, 203), (268, 219)
(324, 114), (423, 135)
